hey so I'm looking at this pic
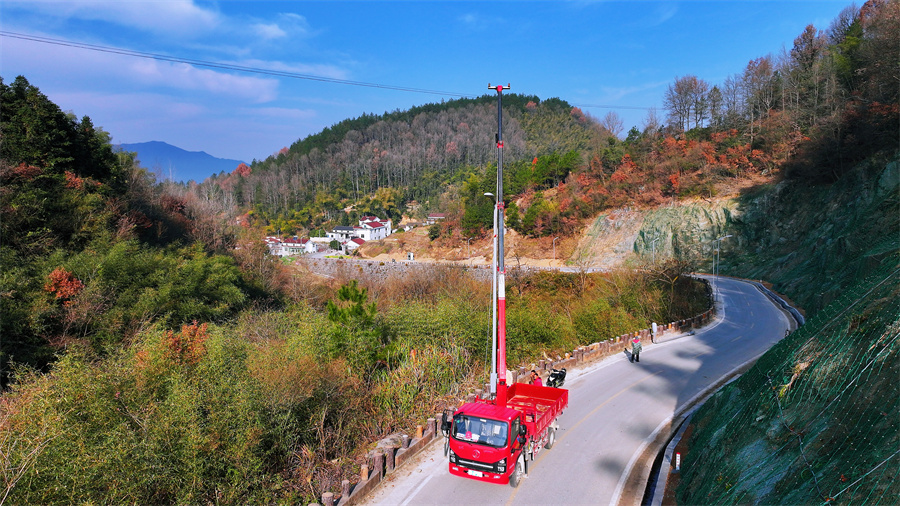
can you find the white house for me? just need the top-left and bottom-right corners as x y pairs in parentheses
(326, 216), (393, 243)
(279, 238), (305, 256)
(426, 213), (446, 225)
(344, 237), (366, 253)
(326, 226), (359, 242)
(358, 220), (389, 241)
(264, 236), (318, 257)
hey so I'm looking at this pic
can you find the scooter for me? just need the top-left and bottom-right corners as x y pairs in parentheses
(546, 368), (566, 388)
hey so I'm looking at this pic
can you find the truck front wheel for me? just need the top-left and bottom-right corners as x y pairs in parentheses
(509, 456), (525, 488)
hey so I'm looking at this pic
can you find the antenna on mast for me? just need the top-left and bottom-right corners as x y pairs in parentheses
(487, 83), (509, 405)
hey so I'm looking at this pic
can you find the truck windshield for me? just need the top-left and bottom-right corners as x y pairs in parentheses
(452, 415), (509, 448)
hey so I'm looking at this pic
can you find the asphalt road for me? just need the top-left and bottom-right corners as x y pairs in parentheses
(364, 276), (793, 506)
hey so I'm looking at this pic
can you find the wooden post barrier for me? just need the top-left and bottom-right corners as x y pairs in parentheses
(385, 447), (395, 473)
(374, 451), (384, 479)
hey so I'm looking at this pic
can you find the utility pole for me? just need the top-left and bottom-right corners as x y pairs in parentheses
(488, 83), (509, 403)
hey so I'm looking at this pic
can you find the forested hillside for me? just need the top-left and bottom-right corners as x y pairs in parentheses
(178, 0), (896, 249)
(0, 0), (897, 504)
(0, 76), (271, 382)
(194, 94), (603, 236)
(0, 80), (705, 505)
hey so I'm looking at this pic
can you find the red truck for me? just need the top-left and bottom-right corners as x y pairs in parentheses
(442, 382), (568, 487)
(440, 83), (570, 487)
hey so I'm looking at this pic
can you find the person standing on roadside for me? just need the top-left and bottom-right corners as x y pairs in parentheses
(630, 336), (642, 363)
(530, 370), (543, 386)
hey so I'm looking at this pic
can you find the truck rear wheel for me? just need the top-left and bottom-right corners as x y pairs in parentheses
(509, 456), (524, 488)
(545, 427), (556, 449)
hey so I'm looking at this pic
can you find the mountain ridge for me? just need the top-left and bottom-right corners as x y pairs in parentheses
(119, 140), (245, 183)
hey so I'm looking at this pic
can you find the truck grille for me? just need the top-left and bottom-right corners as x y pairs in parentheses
(457, 457), (500, 473)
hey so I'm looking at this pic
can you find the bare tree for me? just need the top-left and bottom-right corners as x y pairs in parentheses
(601, 111), (625, 139)
(572, 250), (598, 296)
(706, 86), (724, 131)
(664, 75), (710, 132)
(642, 107), (662, 139)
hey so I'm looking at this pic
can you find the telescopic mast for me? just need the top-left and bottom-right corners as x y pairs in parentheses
(487, 83), (509, 407)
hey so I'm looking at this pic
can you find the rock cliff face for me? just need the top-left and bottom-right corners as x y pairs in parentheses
(575, 199), (740, 271)
(577, 154), (898, 314)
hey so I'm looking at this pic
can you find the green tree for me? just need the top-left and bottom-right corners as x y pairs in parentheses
(506, 201), (522, 233)
(0, 76), (75, 171)
(0, 76), (123, 186)
(460, 173), (493, 236)
(324, 280), (386, 375)
(326, 280), (376, 326)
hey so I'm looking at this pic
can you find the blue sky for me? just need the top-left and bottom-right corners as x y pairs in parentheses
(1, 1), (852, 163)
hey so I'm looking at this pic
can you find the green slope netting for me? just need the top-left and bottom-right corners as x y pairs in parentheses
(677, 258), (899, 505)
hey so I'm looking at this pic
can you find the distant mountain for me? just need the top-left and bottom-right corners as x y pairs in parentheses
(118, 141), (245, 183)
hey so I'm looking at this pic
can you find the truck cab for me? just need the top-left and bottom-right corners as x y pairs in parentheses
(446, 403), (524, 485)
(443, 383), (567, 487)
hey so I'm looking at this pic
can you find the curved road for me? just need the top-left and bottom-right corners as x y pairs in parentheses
(364, 276), (793, 505)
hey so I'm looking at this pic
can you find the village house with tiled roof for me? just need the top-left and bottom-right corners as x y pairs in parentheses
(264, 236), (318, 257)
(266, 216), (393, 257)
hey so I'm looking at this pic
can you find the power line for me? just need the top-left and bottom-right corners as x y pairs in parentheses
(574, 103), (654, 111)
(0, 30), (472, 98)
(1, 30), (655, 112)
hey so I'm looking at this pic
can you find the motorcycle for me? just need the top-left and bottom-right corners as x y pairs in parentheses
(546, 368), (566, 388)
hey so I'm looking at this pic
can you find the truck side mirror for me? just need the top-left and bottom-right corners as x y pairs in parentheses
(518, 425), (527, 436)
(440, 412), (451, 436)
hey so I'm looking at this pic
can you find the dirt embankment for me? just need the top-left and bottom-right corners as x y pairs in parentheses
(357, 224), (580, 269)
(355, 199), (734, 271)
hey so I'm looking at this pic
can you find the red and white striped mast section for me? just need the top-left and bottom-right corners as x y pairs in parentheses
(488, 83), (509, 407)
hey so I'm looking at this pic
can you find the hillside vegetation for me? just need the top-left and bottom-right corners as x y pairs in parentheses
(676, 255), (898, 504)
(0, 81), (706, 504)
(1, 0), (897, 504)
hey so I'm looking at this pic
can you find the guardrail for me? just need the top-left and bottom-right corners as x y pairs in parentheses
(310, 278), (717, 506)
(749, 280), (805, 326)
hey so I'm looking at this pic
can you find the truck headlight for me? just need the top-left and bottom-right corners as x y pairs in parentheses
(497, 458), (506, 473)
(449, 449), (456, 463)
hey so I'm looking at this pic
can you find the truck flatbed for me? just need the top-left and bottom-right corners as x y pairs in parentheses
(504, 383), (568, 433)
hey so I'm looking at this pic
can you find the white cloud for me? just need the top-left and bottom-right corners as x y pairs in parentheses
(238, 58), (350, 80)
(3, 33), (275, 102)
(130, 60), (279, 102)
(275, 12), (314, 38)
(4, 0), (222, 38)
(253, 23), (287, 40)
